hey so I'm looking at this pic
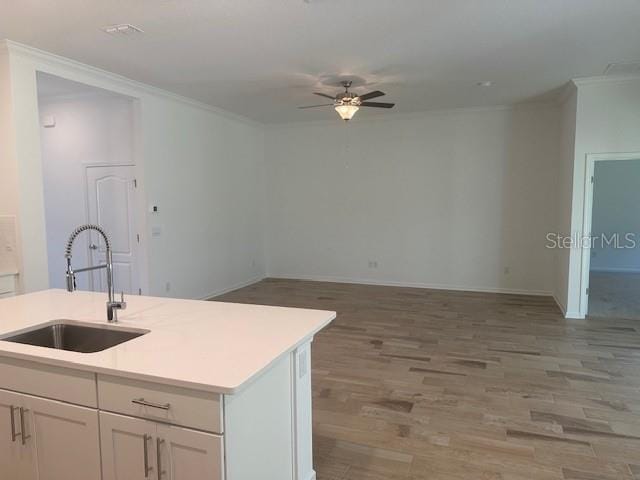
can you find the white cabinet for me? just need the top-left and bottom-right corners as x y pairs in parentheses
(0, 342), (314, 480)
(25, 394), (101, 480)
(0, 389), (36, 480)
(158, 423), (224, 480)
(0, 389), (101, 480)
(100, 411), (224, 480)
(100, 412), (156, 480)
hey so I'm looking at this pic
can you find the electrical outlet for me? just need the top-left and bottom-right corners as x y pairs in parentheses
(165, 281), (171, 292)
(368, 260), (379, 269)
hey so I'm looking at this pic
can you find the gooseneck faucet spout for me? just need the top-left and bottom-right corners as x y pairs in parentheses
(65, 224), (126, 322)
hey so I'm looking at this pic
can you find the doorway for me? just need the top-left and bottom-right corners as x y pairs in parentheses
(581, 154), (640, 318)
(37, 72), (144, 295)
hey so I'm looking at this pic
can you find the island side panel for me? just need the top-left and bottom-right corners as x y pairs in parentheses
(292, 342), (315, 480)
(224, 352), (294, 480)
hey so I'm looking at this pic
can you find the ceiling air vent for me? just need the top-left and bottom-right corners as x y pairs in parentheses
(603, 62), (640, 76)
(101, 24), (144, 35)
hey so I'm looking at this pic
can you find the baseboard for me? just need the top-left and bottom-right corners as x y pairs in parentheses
(267, 274), (552, 297)
(590, 267), (640, 273)
(552, 294), (567, 317)
(300, 471), (316, 480)
(200, 275), (265, 300)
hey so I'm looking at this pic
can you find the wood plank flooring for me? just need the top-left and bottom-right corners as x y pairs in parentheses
(215, 278), (640, 480)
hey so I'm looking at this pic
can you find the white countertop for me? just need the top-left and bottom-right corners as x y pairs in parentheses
(0, 289), (335, 394)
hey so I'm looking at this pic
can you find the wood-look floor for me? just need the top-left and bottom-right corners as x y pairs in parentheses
(215, 279), (640, 480)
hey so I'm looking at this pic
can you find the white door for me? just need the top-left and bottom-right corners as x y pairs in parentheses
(0, 389), (36, 480)
(157, 423), (224, 480)
(23, 394), (101, 480)
(100, 412), (157, 480)
(86, 165), (139, 295)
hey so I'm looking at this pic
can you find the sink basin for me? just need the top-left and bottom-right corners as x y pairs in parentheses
(1, 321), (148, 353)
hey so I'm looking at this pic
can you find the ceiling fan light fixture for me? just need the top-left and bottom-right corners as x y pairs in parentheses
(335, 104), (359, 121)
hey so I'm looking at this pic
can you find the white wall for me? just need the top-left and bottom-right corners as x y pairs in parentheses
(2, 41), (266, 299)
(265, 105), (560, 295)
(554, 86), (577, 315)
(0, 46), (23, 283)
(141, 97), (265, 299)
(590, 159), (640, 272)
(38, 89), (135, 290)
(564, 78), (640, 316)
(1, 46), (50, 292)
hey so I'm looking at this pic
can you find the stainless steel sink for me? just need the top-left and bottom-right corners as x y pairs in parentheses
(1, 321), (148, 353)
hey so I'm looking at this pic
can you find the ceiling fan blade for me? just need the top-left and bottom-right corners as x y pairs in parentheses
(298, 103), (334, 109)
(313, 92), (336, 100)
(360, 101), (395, 108)
(358, 90), (385, 101)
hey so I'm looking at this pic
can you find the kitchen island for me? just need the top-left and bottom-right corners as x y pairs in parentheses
(0, 289), (335, 480)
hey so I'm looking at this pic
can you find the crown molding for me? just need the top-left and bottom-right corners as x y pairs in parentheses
(572, 73), (640, 87)
(3, 40), (262, 129)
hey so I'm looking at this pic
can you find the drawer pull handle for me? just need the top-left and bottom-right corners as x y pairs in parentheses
(132, 398), (171, 411)
(143, 434), (153, 478)
(157, 438), (165, 480)
(19, 408), (30, 445)
(9, 405), (20, 442)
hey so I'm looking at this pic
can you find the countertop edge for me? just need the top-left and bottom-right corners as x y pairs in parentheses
(0, 312), (336, 395)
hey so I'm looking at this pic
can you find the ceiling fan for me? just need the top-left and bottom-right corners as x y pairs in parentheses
(298, 80), (395, 121)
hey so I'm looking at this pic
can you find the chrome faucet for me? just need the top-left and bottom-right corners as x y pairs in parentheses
(64, 224), (126, 322)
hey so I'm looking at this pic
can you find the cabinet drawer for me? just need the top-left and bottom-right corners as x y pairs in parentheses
(0, 356), (96, 407)
(97, 375), (223, 433)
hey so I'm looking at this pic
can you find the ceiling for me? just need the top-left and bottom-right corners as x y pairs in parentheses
(2, 0), (640, 123)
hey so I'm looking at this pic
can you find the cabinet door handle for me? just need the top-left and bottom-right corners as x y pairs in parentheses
(9, 405), (20, 442)
(143, 434), (152, 478)
(19, 408), (30, 445)
(156, 438), (165, 480)
(132, 398), (171, 411)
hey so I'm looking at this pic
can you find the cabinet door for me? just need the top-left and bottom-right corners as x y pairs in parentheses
(100, 411), (157, 480)
(157, 423), (224, 480)
(0, 389), (36, 480)
(22, 394), (101, 480)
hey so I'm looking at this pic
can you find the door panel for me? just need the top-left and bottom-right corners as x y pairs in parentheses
(23, 394), (101, 480)
(86, 165), (139, 295)
(0, 389), (36, 480)
(100, 411), (157, 480)
(157, 423), (224, 480)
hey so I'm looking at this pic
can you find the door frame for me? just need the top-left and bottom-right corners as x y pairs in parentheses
(83, 163), (148, 295)
(579, 151), (640, 317)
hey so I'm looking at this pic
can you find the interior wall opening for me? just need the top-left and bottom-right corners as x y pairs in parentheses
(585, 157), (640, 319)
(36, 72), (143, 295)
